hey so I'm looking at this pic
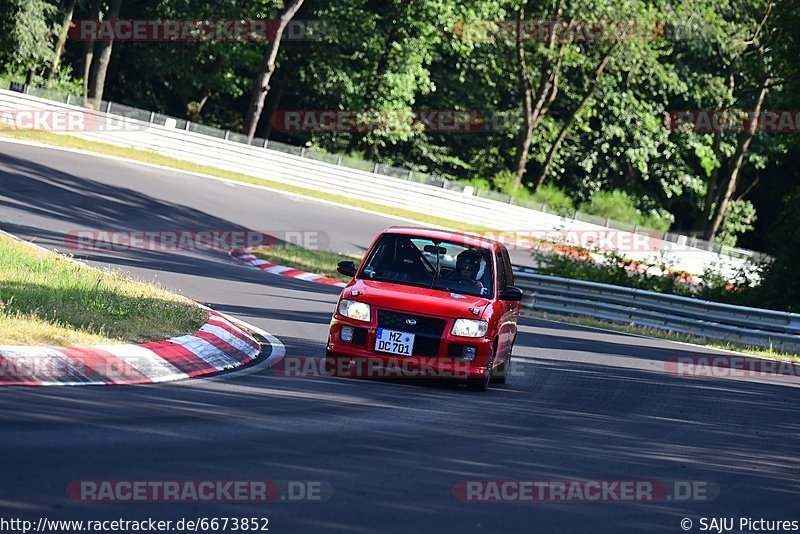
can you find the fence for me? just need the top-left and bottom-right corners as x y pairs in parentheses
(514, 271), (800, 351)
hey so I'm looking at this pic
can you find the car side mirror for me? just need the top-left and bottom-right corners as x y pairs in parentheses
(499, 286), (524, 301)
(337, 260), (357, 277)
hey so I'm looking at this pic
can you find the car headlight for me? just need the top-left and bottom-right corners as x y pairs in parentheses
(338, 299), (371, 322)
(451, 318), (488, 338)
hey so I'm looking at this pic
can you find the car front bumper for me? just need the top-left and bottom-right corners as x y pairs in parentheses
(327, 314), (494, 379)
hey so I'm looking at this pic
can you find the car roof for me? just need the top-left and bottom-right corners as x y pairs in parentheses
(381, 226), (501, 250)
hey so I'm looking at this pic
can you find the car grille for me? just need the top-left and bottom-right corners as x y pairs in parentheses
(377, 310), (446, 356)
(378, 311), (446, 335)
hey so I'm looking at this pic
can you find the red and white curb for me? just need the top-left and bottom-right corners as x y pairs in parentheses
(0, 309), (268, 386)
(230, 249), (347, 288)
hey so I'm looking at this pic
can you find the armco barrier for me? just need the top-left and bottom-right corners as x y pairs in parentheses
(0, 86), (767, 278)
(515, 271), (800, 352)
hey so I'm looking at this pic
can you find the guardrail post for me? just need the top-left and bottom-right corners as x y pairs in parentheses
(106, 101), (112, 114)
(185, 121), (191, 130)
(224, 130), (230, 140)
(407, 169), (413, 180)
(263, 138), (269, 148)
(300, 146), (307, 157)
(149, 111), (155, 123)
(373, 162), (379, 173)
(337, 155), (343, 165)
(65, 94), (71, 105)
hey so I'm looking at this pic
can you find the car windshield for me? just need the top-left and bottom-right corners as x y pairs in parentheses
(359, 234), (494, 298)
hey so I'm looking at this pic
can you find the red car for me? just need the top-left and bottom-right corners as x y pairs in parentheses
(326, 227), (523, 391)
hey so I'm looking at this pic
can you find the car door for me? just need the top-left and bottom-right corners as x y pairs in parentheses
(501, 245), (520, 349)
(494, 249), (516, 362)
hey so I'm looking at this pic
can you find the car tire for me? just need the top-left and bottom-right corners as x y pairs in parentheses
(466, 341), (496, 392)
(491, 355), (508, 384)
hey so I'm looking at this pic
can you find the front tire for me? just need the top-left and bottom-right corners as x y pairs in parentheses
(466, 341), (496, 391)
(491, 354), (508, 384)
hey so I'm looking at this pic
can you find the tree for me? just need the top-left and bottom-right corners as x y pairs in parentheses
(46, 0), (78, 80)
(88, 0), (123, 105)
(700, 2), (775, 240)
(244, 0), (305, 142)
(81, 0), (102, 98)
(0, 0), (58, 84)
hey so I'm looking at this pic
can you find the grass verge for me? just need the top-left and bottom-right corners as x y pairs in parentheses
(0, 129), (494, 233)
(0, 234), (206, 345)
(250, 245), (362, 282)
(524, 310), (800, 363)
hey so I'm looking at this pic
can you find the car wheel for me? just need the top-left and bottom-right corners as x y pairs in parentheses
(491, 355), (508, 384)
(466, 341), (496, 392)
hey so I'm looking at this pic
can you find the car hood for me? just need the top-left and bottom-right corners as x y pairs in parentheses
(343, 279), (491, 319)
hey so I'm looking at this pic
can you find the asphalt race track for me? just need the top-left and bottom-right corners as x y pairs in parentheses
(0, 141), (798, 534)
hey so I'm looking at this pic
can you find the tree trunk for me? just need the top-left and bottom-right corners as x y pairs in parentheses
(263, 62), (290, 139)
(187, 55), (225, 121)
(244, 0), (305, 142)
(346, 24), (400, 157)
(532, 45), (616, 191)
(88, 0), (122, 106)
(512, 10), (564, 187)
(46, 0), (78, 81)
(702, 78), (769, 240)
(702, 6), (774, 240)
(702, 72), (735, 227)
(82, 0), (102, 99)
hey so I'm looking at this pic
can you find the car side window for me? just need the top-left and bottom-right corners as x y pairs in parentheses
(495, 251), (507, 293)
(501, 247), (514, 286)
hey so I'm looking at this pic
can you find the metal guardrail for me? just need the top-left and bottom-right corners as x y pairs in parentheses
(0, 78), (770, 264)
(514, 271), (800, 352)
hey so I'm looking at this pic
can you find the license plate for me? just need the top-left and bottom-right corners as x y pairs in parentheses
(375, 328), (415, 356)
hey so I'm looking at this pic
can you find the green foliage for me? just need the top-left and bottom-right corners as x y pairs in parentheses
(531, 184), (575, 215)
(749, 189), (800, 312)
(2, 0), (797, 287)
(579, 190), (672, 231)
(0, 0), (57, 76)
(716, 199), (757, 247)
(534, 248), (763, 305)
(535, 249), (692, 296)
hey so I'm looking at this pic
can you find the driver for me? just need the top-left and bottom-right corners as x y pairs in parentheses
(451, 249), (484, 290)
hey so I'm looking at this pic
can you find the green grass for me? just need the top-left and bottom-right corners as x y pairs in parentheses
(0, 234), (206, 345)
(524, 310), (800, 363)
(0, 128), (495, 234)
(250, 245), (362, 282)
